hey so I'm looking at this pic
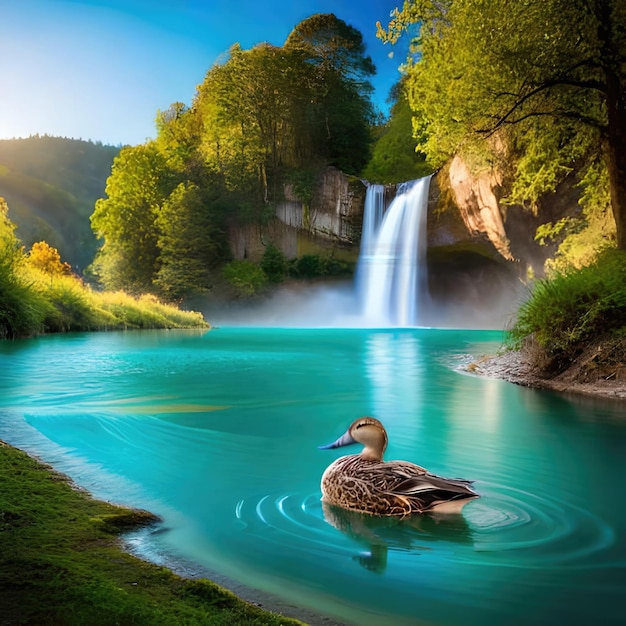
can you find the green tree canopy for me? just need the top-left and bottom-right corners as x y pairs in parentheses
(284, 13), (377, 174)
(90, 143), (176, 293)
(196, 42), (304, 213)
(194, 13), (377, 211)
(154, 181), (227, 300)
(379, 0), (626, 249)
(154, 102), (203, 175)
(285, 13), (376, 83)
(363, 81), (431, 184)
(90, 13), (378, 298)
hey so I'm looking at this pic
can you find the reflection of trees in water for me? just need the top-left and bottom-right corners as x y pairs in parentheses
(322, 502), (473, 574)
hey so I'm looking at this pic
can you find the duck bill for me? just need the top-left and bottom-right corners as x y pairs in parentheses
(318, 430), (356, 450)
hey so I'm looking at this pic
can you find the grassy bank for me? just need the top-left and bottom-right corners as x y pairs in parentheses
(1, 267), (209, 339)
(1, 204), (209, 338)
(0, 443), (302, 625)
(507, 249), (626, 377)
(30, 273), (210, 334)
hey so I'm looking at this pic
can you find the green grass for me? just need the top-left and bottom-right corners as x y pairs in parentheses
(33, 272), (210, 333)
(1, 209), (209, 338)
(0, 442), (303, 625)
(1, 265), (209, 337)
(507, 249), (626, 367)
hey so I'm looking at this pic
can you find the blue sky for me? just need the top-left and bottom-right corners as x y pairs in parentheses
(0, 0), (410, 146)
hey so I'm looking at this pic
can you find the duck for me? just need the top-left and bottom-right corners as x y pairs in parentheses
(319, 416), (479, 516)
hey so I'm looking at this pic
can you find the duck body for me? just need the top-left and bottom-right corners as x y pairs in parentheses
(320, 417), (478, 516)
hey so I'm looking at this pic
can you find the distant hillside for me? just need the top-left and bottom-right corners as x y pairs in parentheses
(0, 136), (120, 270)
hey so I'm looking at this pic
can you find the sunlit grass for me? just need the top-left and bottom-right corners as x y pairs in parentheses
(96, 290), (208, 330)
(12, 267), (209, 335)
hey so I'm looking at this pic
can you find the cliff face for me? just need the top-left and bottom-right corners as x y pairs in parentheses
(229, 167), (364, 264)
(221, 159), (586, 328)
(228, 158), (577, 279)
(442, 156), (512, 260)
(428, 156), (579, 278)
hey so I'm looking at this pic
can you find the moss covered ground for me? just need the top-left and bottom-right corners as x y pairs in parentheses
(0, 442), (303, 625)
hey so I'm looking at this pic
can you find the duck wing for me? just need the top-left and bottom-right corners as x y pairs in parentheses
(391, 471), (478, 512)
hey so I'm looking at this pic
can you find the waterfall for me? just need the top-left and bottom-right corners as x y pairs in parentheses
(355, 183), (384, 299)
(360, 183), (385, 258)
(357, 176), (431, 327)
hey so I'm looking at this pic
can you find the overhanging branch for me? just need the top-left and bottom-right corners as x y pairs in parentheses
(481, 76), (607, 135)
(477, 108), (607, 136)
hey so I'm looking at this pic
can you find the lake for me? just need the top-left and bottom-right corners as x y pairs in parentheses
(1, 328), (624, 625)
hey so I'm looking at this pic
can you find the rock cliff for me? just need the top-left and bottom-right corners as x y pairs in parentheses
(228, 158), (576, 281)
(228, 167), (364, 265)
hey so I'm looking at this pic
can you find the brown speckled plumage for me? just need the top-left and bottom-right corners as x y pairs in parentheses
(320, 417), (478, 516)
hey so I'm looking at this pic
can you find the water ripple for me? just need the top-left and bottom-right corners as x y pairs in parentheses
(464, 481), (617, 568)
(235, 485), (618, 573)
(236, 493), (333, 543)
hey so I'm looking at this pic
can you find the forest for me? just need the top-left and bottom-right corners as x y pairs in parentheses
(88, 13), (430, 300)
(87, 3), (624, 302)
(1, 3), (626, 353)
(0, 136), (119, 269)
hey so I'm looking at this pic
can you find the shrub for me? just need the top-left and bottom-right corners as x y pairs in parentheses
(0, 208), (46, 337)
(42, 277), (100, 332)
(260, 243), (287, 283)
(507, 249), (626, 364)
(222, 260), (267, 296)
(289, 254), (353, 278)
(0, 262), (47, 338)
(290, 254), (322, 278)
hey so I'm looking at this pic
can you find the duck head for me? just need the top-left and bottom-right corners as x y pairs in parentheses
(319, 416), (388, 461)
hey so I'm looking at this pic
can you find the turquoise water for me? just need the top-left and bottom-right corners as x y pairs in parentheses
(1, 328), (625, 625)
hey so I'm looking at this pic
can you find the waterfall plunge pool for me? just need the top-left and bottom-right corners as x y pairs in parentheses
(1, 328), (625, 625)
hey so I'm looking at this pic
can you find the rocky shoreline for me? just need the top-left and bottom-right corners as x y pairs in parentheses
(468, 345), (626, 401)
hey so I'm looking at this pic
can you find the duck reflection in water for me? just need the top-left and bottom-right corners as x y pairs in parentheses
(321, 501), (473, 574)
(318, 417), (477, 573)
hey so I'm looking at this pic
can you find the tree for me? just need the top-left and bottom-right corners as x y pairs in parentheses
(154, 181), (227, 300)
(379, 0), (626, 248)
(260, 243), (287, 283)
(285, 13), (377, 174)
(222, 259), (267, 297)
(27, 241), (71, 276)
(90, 143), (176, 293)
(285, 13), (375, 91)
(155, 102), (203, 175)
(363, 81), (431, 184)
(196, 42), (309, 206)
